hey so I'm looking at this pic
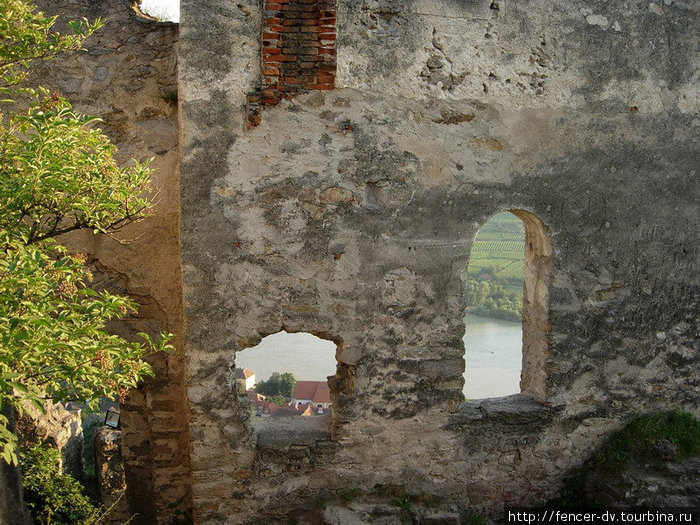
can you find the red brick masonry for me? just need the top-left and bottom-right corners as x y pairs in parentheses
(247, 0), (337, 127)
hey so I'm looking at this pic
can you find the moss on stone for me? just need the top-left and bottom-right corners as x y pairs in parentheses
(594, 411), (700, 472)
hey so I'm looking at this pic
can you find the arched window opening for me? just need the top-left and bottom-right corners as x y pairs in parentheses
(138, 0), (180, 22)
(463, 210), (551, 401)
(235, 331), (337, 433)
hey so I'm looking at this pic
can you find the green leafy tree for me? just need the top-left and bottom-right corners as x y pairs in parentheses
(267, 396), (285, 407)
(0, 0), (171, 465)
(465, 279), (523, 322)
(256, 372), (296, 398)
(278, 372), (296, 398)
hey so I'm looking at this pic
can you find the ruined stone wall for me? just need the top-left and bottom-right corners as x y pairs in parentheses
(179, 0), (698, 522)
(31, 1), (191, 523)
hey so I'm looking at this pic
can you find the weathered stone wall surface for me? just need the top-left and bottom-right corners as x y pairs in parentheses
(94, 427), (130, 524)
(180, 0), (698, 522)
(31, 1), (191, 523)
(17, 402), (83, 477)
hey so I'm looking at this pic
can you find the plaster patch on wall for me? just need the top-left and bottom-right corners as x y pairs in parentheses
(596, 71), (674, 114)
(420, 29), (467, 92)
(585, 13), (610, 30)
(676, 75), (700, 114)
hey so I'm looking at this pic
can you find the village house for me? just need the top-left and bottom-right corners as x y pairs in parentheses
(247, 392), (282, 417)
(291, 381), (332, 412)
(247, 392), (323, 418)
(234, 368), (255, 391)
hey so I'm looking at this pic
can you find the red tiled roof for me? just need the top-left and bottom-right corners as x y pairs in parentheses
(250, 397), (280, 415)
(273, 405), (304, 417)
(291, 381), (316, 400)
(292, 381), (331, 404)
(265, 404), (281, 415)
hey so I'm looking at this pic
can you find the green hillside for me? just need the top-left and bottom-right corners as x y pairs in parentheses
(467, 212), (525, 283)
(465, 212), (525, 322)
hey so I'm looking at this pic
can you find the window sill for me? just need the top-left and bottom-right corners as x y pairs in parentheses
(447, 393), (558, 428)
(253, 414), (332, 447)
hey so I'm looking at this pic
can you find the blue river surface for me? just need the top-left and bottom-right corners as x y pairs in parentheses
(235, 314), (522, 400)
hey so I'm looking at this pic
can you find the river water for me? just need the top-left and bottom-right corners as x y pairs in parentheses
(235, 315), (522, 400)
(462, 314), (522, 399)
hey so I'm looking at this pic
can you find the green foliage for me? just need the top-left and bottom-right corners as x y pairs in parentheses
(0, 411), (18, 464)
(0, 94), (153, 243)
(313, 495), (327, 511)
(267, 395), (286, 406)
(465, 278), (522, 322)
(594, 411), (700, 472)
(0, 0), (171, 464)
(394, 494), (413, 524)
(337, 487), (359, 504)
(19, 441), (100, 524)
(0, 0), (101, 88)
(255, 372), (296, 398)
(465, 212), (525, 322)
(549, 411), (700, 509)
(465, 511), (487, 525)
(0, 235), (168, 405)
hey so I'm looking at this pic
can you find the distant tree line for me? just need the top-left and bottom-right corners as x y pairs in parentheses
(465, 278), (522, 322)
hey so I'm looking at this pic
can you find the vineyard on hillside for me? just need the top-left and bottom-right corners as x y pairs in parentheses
(467, 213), (525, 283)
(464, 212), (525, 321)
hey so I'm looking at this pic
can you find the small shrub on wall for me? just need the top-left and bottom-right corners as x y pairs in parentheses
(19, 442), (100, 525)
